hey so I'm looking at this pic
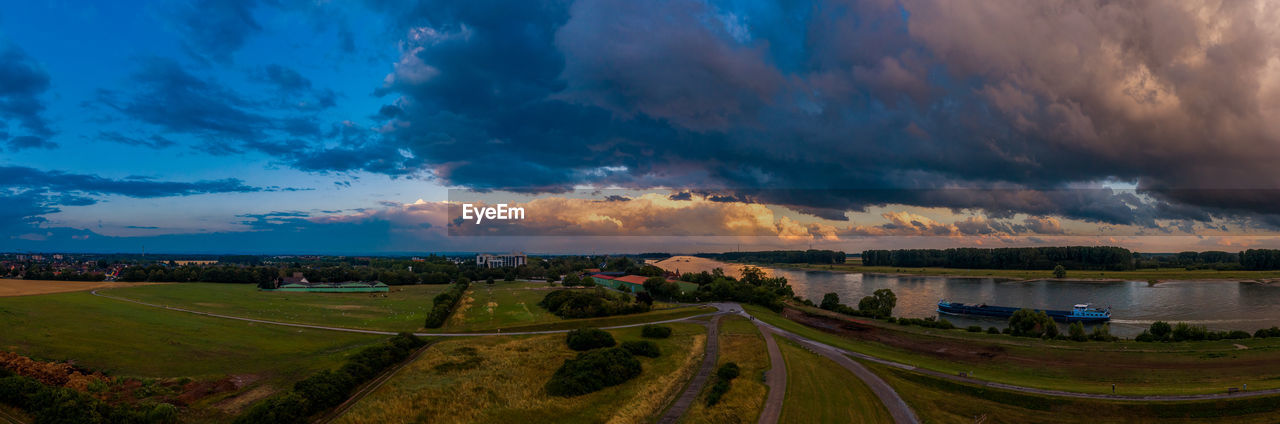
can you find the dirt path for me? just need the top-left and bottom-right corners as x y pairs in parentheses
(657, 314), (723, 424)
(754, 322), (786, 424)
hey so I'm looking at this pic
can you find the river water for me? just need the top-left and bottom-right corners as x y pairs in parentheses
(653, 256), (1280, 337)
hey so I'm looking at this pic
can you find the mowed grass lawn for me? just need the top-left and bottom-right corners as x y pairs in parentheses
(680, 315), (769, 424)
(335, 323), (708, 424)
(0, 290), (383, 380)
(105, 282), (451, 331)
(745, 304), (1280, 395)
(867, 361), (1280, 423)
(440, 282), (711, 333)
(777, 337), (891, 424)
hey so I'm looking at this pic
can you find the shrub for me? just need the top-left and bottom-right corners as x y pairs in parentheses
(987, 327), (1000, 334)
(545, 348), (642, 397)
(1067, 322), (1087, 342)
(894, 316), (955, 330)
(966, 325), (982, 333)
(1149, 321), (1173, 340)
(1089, 324), (1117, 342)
(1008, 309), (1056, 338)
(640, 324), (672, 339)
(1171, 322), (1208, 342)
(715, 362), (740, 380)
(234, 392), (309, 424)
(1255, 327), (1280, 338)
(705, 362), (741, 407)
(620, 340), (661, 358)
(293, 370), (356, 415)
(566, 329), (616, 351)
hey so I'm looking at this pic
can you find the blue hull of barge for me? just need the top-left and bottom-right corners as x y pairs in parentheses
(937, 302), (1110, 323)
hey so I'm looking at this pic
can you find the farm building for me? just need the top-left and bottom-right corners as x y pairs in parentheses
(261, 272), (389, 292)
(589, 274), (698, 294)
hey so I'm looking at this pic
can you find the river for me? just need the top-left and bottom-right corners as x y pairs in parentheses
(652, 256), (1280, 337)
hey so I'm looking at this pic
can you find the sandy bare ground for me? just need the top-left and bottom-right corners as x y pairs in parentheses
(0, 279), (160, 297)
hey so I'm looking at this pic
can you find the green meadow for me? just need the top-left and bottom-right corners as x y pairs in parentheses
(776, 337), (891, 424)
(440, 282), (710, 333)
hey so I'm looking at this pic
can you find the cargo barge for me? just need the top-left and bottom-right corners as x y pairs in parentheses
(937, 300), (1110, 323)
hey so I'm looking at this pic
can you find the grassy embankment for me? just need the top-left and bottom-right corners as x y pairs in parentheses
(777, 337), (892, 424)
(334, 323), (708, 424)
(747, 259), (1280, 281)
(744, 304), (1280, 396)
(442, 282), (710, 333)
(865, 361), (1280, 423)
(0, 290), (386, 421)
(106, 282), (710, 333)
(679, 315), (769, 424)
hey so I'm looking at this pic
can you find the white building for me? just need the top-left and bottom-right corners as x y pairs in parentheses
(476, 252), (527, 268)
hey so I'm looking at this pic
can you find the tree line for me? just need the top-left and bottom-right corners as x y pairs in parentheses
(861, 247), (1135, 270)
(698, 250), (846, 264)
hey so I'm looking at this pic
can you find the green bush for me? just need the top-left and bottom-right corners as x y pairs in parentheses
(545, 348), (642, 397)
(1067, 322), (1087, 342)
(966, 325), (982, 333)
(1255, 327), (1280, 338)
(620, 340), (661, 357)
(234, 392), (310, 424)
(640, 324), (672, 338)
(987, 327), (1000, 334)
(566, 328), (617, 351)
(705, 362), (741, 406)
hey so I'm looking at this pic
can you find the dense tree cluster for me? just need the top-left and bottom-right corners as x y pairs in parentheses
(0, 368), (178, 424)
(861, 247), (1134, 270)
(1135, 321), (1251, 342)
(423, 280), (470, 328)
(566, 329), (616, 351)
(235, 333), (426, 424)
(1007, 309), (1060, 338)
(119, 264), (280, 284)
(678, 266), (793, 311)
(544, 348), (643, 397)
(699, 250), (846, 264)
(818, 289), (897, 318)
(538, 289), (651, 319)
(1241, 249), (1280, 270)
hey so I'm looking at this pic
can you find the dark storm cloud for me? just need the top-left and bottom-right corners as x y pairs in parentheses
(165, 0), (262, 63)
(0, 166), (267, 198)
(6, 135), (56, 151)
(301, 0), (1280, 229)
(95, 131), (178, 149)
(0, 42), (54, 138)
(98, 58), (333, 157)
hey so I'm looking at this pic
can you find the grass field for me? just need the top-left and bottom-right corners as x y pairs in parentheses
(334, 323), (708, 424)
(680, 315), (769, 424)
(752, 261), (1280, 281)
(866, 361), (1280, 423)
(104, 282), (450, 332)
(0, 290), (383, 379)
(776, 337), (892, 424)
(0, 279), (159, 297)
(744, 304), (1280, 395)
(439, 282), (710, 333)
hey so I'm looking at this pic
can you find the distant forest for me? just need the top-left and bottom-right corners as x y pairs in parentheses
(698, 250), (846, 264)
(861, 247), (1280, 271)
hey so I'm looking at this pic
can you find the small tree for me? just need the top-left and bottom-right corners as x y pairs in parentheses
(1149, 321), (1172, 341)
(857, 289), (897, 317)
(1067, 322), (1087, 342)
(819, 292), (841, 311)
(1053, 264), (1067, 278)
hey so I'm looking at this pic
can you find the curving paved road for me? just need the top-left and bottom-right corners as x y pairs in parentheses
(657, 314), (724, 424)
(753, 322), (786, 424)
(748, 312), (919, 424)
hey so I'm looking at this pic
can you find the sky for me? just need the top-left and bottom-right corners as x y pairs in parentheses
(4, 0), (1280, 255)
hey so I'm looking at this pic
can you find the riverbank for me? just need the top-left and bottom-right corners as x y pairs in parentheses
(741, 262), (1280, 283)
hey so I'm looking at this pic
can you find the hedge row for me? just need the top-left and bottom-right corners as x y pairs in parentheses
(0, 368), (178, 424)
(234, 333), (427, 424)
(424, 280), (471, 328)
